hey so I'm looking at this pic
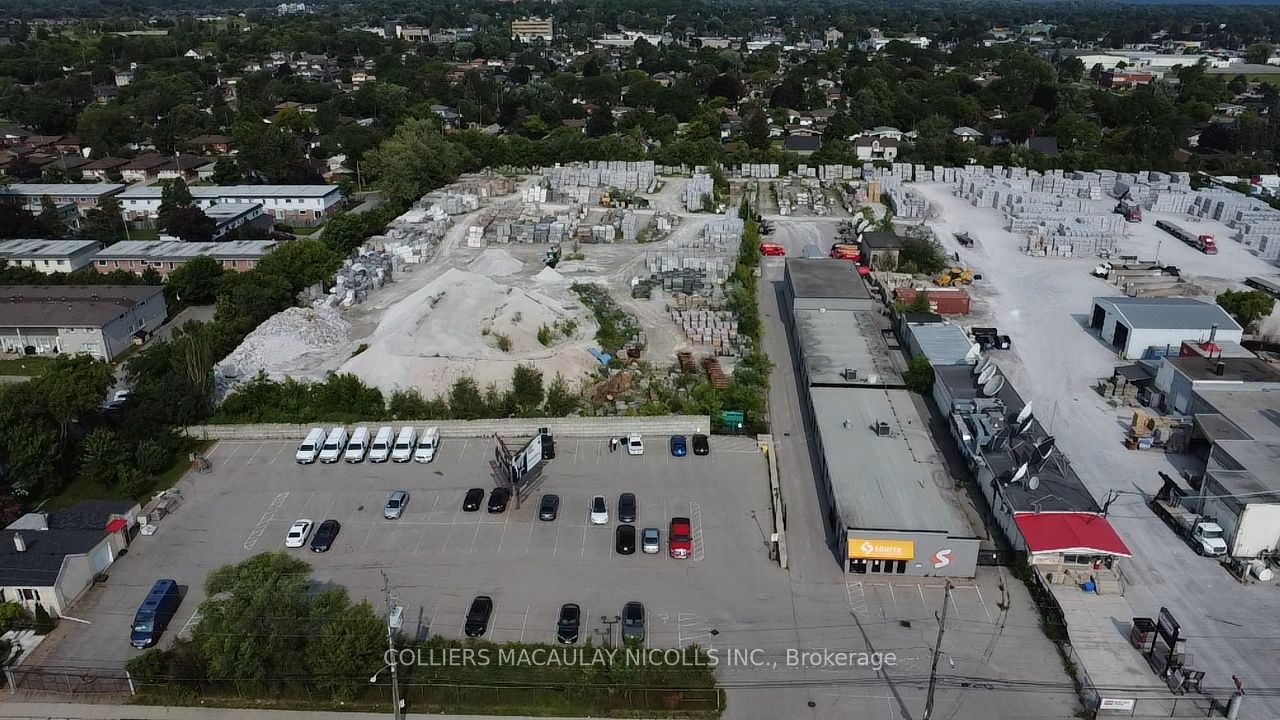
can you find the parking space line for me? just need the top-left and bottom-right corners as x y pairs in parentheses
(268, 443), (287, 465)
(243, 491), (290, 550)
(427, 605), (438, 637)
(178, 609), (202, 639)
(917, 584), (927, 608)
(689, 501), (705, 562)
(519, 605), (530, 642)
(487, 600), (499, 641)
(579, 522), (587, 557)
(523, 519), (535, 554)
(244, 443), (266, 465)
(845, 581), (866, 615)
(552, 522), (561, 556)
(226, 443), (243, 459)
(468, 519), (481, 554)
(887, 582), (896, 607)
(573, 439), (581, 464)
(359, 524), (376, 552)
(456, 439), (469, 463)
(973, 586), (993, 623)
(496, 513), (510, 553)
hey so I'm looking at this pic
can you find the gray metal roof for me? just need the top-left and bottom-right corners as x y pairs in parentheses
(934, 364), (1101, 513)
(118, 184), (341, 200)
(1093, 296), (1241, 332)
(95, 240), (277, 261)
(794, 308), (901, 386)
(0, 285), (164, 328)
(0, 183), (124, 198)
(810, 387), (970, 533)
(907, 323), (978, 366)
(0, 239), (101, 259)
(785, 259), (870, 300)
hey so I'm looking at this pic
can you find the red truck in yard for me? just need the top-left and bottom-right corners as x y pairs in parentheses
(1155, 220), (1217, 255)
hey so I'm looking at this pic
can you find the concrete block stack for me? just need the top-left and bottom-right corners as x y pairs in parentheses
(466, 225), (485, 248)
(331, 250), (394, 305)
(684, 173), (715, 211)
(619, 211), (641, 241)
(374, 204), (451, 264)
(817, 165), (858, 182)
(522, 184), (548, 203)
(542, 161), (656, 192)
(670, 308), (740, 352)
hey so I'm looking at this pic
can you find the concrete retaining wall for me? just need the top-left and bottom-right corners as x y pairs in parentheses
(184, 415), (713, 441)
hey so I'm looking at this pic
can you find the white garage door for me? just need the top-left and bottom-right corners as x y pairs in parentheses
(89, 542), (112, 574)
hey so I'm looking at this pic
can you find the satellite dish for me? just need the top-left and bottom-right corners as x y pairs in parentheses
(968, 342), (982, 359)
(1011, 462), (1029, 485)
(1035, 436), (1057, 463)
(1016, 401), (1034, 425)
(1028, 475), (1041, 491)
(1018, 417), (1034, 436)
(973, 357), (991, 376)
(977, 364), (998, 386)
(982, 374), (1005, 397)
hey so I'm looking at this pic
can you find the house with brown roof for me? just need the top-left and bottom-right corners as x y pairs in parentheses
(187, 134), (233, 155)
(120, 154), (168, 183)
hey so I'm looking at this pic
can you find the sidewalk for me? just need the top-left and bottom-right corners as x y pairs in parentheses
(0, 702), (642, 720)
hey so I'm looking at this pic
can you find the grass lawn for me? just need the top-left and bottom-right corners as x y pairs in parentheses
(283, 225), (321, 235)
(43, 439), (213, 511)
(0, 357), (53, 376)
(125, 228), (161, 241)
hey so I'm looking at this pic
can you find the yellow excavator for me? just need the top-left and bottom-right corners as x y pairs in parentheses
(935, 267), (974, 286)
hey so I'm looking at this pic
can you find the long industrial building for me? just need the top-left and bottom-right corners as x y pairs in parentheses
(782, 259), (981, 577)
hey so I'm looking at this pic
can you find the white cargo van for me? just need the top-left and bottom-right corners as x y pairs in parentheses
(368, 426), (394, 463)
(391, 427), (417, 463)
(413, 427), (440, 463)
(318, 427), (348, 464)
(344, 427), (370, 463)
(295, 427), (326, 464)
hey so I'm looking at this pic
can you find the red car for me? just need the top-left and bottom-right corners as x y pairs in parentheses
(760, 243), (785, 257)
(669, 517), (692, 559)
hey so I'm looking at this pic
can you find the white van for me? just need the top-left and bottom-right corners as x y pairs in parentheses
(318, 427), (348, 464)
(413, 427), (440, 463)
(391, 426), (417, 463)
(368, 426), (394, 463)
(343, 427), (370, 463)
(295, 427), (326, 464)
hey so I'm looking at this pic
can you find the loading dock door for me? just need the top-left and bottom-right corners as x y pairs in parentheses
(1112, 324), (1129, 353)
(1091, 305), (1106, 329)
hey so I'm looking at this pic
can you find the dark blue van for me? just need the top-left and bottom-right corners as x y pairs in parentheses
(130, 579), (180, 649)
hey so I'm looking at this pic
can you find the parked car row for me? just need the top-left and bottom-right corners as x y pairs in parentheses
(464, 597), (646, 643)
(296, 426), (440, 464)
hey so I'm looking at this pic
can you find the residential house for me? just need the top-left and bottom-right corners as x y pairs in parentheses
(117, 184), (344, 227)
(0, 501), (138, 616)
(120, 154), (168, 183)
(1099, 70), (1155, 89)
(867, 126), (905, 142)
(784, 135), (821, 156)
(1026, 136), (1061, 157)
(0, 183), (124, 216)
(0, 239), (102, 274)
(188, 134), (233, 155)
(80, 157), (129, 182)
(154, 155), (209, 183)
(93, 240), (278, 277)
(953, 127), (984, 143)
(0, 285), (167, 361)
(853, 136), (899, 162)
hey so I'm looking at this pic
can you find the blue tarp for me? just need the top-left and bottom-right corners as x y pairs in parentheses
(587, 348), (612, 366)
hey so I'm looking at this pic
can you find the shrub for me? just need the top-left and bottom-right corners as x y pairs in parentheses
(33, 604), (54, 635)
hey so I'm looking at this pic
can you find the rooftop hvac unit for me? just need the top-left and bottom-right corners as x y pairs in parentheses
(875, 421), (891, 437)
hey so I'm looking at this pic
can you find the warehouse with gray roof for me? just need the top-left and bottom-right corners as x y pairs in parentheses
(1089, 296), (1242, 359)
(783, 259), (980, 577)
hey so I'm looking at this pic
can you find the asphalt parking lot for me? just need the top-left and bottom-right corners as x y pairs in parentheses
(29, 433), (782, 670)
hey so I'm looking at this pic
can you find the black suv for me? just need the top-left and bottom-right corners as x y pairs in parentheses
(539, 494), (560, 521)
(615, 524), (636, 555)
(462, 488), (485, 512)
(556, 603), (580, 644)
(692, 434), (710, 456)
(487, 487), (511, 513)
(464, 596), (493, 638)
(618, 492), (637, 523)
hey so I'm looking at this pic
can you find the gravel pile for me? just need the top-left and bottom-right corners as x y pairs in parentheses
(214, 306), (351, 397)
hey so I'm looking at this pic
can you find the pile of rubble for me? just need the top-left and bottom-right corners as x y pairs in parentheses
(214, 306), (351, 397)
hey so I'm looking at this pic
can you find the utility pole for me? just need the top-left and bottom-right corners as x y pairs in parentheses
(382, 571), (403, 720)
(922, 581), (953, 720)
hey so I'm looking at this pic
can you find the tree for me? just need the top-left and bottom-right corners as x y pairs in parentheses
(586, 105), (615, 138)
(80, 196), (126, 243)
(744, 108), (770, 150)
(510, 364), (544, 415)
(362, 118), (474, 205)
(1247, 43), (1275, 66)
(543, 373), (579, 415)
(1217, 290), (1275, 332)
(37, 355), (114, 452)
(76, 104), (134, 156)
(210, 156), (241, 185)
(157, 179), (215, 242)
(904, 355), (935, 394)
(905, 290), (932, 314)
(36, 196), (65, 238)
(254, 240), (341, 295)
(447, 376), (485, 419)
(78, 428), (131, 488)
(32, 604), (54, 634)
(194, 552), (314, 680)
(305, 600), (386, 700)
(165, 256), (225, 305)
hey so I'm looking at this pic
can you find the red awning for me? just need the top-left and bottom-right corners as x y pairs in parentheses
(1014, 512), (1131, 557)
(105, 517), (127, 534)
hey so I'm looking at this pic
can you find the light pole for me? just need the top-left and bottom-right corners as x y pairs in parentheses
(381, 572), (403, 720)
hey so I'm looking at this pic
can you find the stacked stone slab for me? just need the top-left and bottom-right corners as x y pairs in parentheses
(670, 308), (740, 352)
(684, 173), (715, 211)
(542, 160), (656, 192)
